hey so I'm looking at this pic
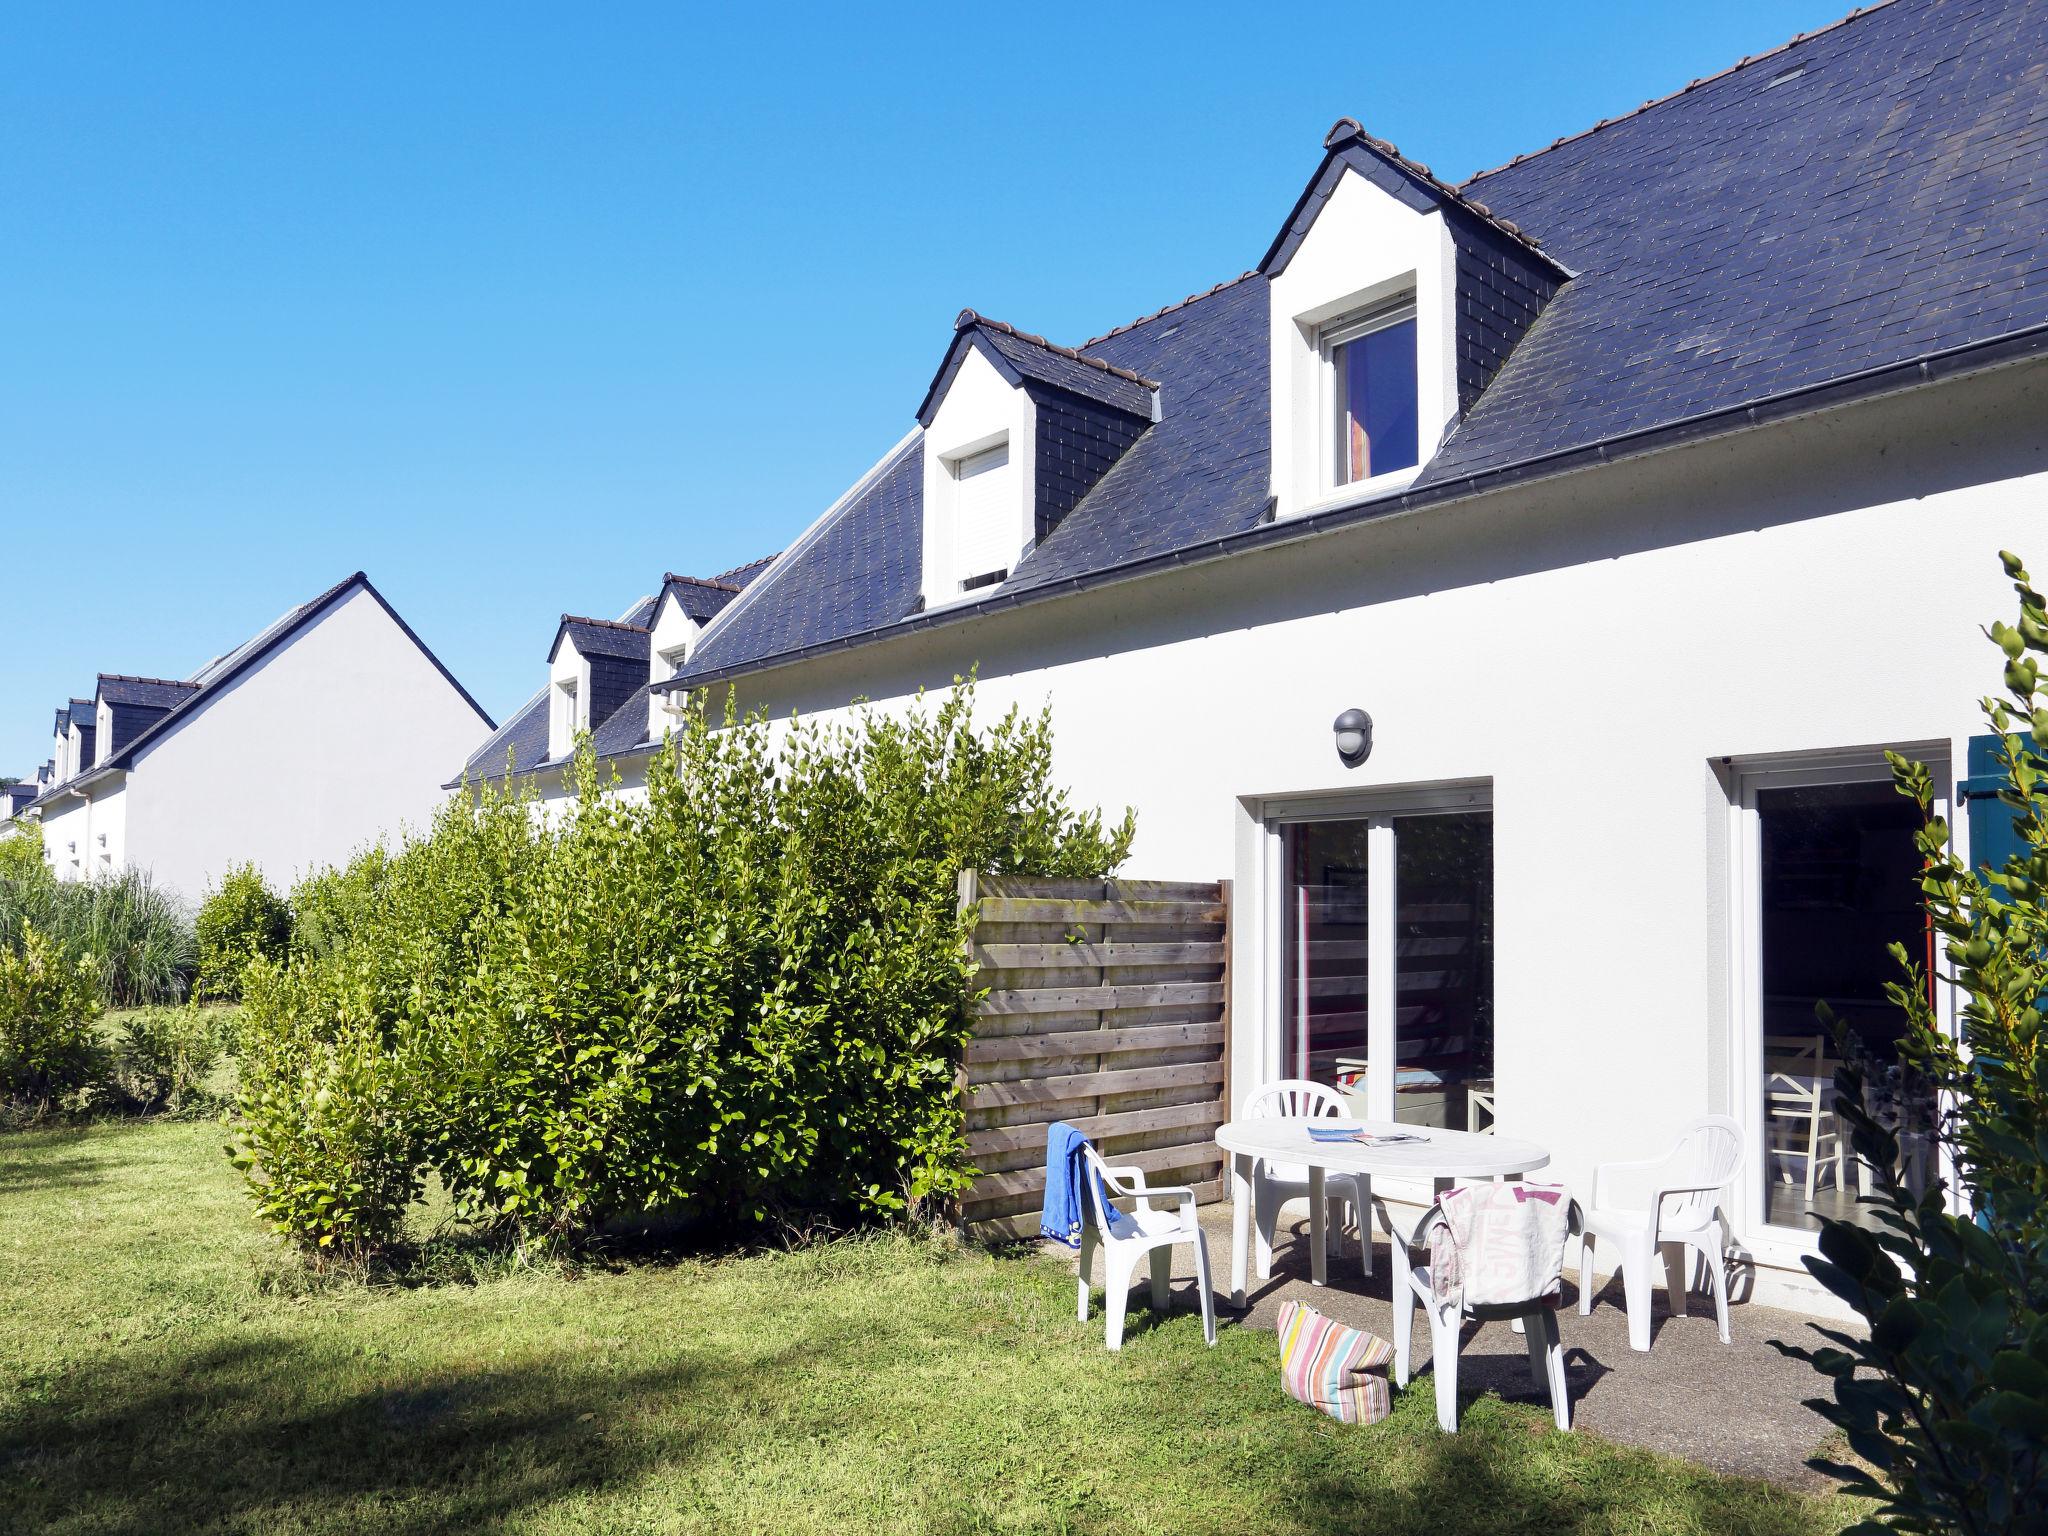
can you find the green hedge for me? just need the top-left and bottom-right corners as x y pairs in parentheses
(231, 686), (1132, 1259)
(194, 863), (290, 1002)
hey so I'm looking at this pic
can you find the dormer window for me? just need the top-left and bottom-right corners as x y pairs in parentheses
(951, 440), (1014, 592)
(1322, 300), (1419, 490)
(658, 642), (689, 679)
(1261, 121), (1567, 520)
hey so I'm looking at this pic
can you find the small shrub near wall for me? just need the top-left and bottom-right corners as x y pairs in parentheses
(195, 863), (291, 1002)
(109, 1004), (236, 1116)
(231, 684), (1133, 1263)
(0, 924), (104, 1111)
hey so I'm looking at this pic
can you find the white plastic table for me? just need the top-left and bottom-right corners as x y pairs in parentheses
(1215, 1118), (1551, 1309)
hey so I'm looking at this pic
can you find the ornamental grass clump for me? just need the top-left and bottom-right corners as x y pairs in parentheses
(230, 684), (1131, 1263)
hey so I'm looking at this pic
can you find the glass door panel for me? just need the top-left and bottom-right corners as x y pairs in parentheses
(1281, 820), (1372, 1113)
(1755, 781), (1934, 1232)
(1394, 812), (1494, 1130)
(1280, 806), (1494, 1127)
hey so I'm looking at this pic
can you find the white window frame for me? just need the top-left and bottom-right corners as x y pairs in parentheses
(1318, 298), (1421, 501)
(1724, 745), (1957, 1271)
(1254, 780), (1493, 1121)
(658, 642), (689, 680)
(950, 438), (1014, 595)
(551, 676), (581, 754)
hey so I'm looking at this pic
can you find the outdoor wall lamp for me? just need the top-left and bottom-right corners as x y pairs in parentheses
(1333, 708), (1373, 768)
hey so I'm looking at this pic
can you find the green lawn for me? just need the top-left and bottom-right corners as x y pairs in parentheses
(0, 1118), (1861, 1535)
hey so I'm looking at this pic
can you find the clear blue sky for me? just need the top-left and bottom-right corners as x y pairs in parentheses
(1, 1), (1851, 774)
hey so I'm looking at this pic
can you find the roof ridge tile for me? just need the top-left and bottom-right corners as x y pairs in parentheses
(1461, 0), (1894, 187)
(1081, 271), (1261, 349)
(1322, 118), (1552, 253)
(956, 310), (1161, 389)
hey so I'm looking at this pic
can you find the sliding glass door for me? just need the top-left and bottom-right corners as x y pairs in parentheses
(1278, 799), (1494, 1129)
(1733, 755), (1947, 1243)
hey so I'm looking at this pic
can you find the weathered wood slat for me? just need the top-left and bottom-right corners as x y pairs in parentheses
(976, 981), (1223, 1017)
(965, 1143), (1223, 1202)
(977, 897), (1225, 924)
(964, 1021), (1223, 1067)
(971, 940), (1224, 970)
(976, 875), (1221, 901)
(967, 1060), (1222, 1110)
(967, 1098), (1225, 1157)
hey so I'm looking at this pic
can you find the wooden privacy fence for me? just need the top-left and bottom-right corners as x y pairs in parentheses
(956, 871), (1231, 1237)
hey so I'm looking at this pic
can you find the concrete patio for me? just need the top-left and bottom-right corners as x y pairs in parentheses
(1065, 1204), (1852, 1490)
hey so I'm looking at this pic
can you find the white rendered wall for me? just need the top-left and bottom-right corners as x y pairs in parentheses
(38, 796), (90, 881)
(696, 359), (2048, 1313)
(119, 585), (492, 901)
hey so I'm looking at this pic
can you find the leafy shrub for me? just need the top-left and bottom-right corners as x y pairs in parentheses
(1779, 551), (2048, 1532)
(230, 956), (425, 1255)
(195, 863), (291, 1001)
(0, 824), (45, 883)
(110, 1004), (235, 1114)
(0, 924), (104, 1108)
(232, 684), (1132, 1260)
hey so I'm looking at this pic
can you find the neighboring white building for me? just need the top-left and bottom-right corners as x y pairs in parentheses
(17, 572), (495, 900)
(455, 557), (776, 803)
(524, 0), (2048, 1314)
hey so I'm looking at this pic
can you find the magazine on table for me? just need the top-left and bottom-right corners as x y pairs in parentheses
(1304, 1125), (1426, 1147)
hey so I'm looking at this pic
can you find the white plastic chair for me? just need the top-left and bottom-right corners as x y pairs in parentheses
(1578, 1115), (1743, 1353)
(1074, 1143), (1217, 1351)
(1246, 1079), (1373, 1280)
(1391, 1196), (1577, 1433)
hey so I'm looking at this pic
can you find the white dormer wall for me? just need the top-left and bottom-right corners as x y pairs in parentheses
(547, 640), (591, 761)
(920, 345), (1037, 611)
(68, 722), (91, 774)
(1269, 166), (1460, 520)
(53, 728), (70, 782)
(645, 592), (705, 737)
(96, 700), (114, 757)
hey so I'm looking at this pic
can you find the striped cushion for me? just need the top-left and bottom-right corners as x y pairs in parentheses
(1276, 1300), (1395, 1425)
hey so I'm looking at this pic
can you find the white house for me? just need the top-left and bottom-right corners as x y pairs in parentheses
(455, 556), (776, 800)
(533, 0), (2048, 1314)
(19, 571), (495, 900)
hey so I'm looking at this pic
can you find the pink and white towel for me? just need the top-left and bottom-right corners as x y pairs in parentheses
(1427, 1182), (1572, 1311)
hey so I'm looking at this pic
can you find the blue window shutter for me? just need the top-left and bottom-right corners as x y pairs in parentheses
(1959, 733), (2031, 880)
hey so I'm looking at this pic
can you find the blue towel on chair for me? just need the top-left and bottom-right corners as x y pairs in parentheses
(1038, 1121), (1106, 1249)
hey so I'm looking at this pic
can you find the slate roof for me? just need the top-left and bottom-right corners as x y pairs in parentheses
(459, 595), (659, 784)
(458, 543), (783, 785)
(661, 575), (745, 624)
(919, 313), (1159, 424)
(52, 706), (70, 735)
(96, 674), (200, 710)
(1421, 0), (2048, 484)
(66, 697), (95, 721)
(551, 615), (651, 665)
(672, 0), (2048, 693)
